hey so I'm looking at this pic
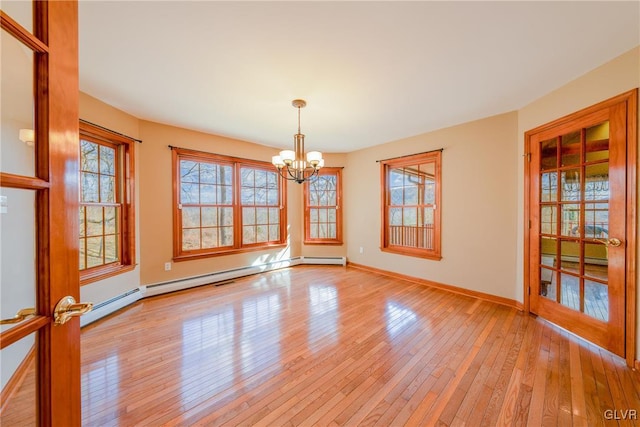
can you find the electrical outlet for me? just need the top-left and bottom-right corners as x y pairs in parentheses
(164, 262), (171, 271)
(359, 246), (364, 254)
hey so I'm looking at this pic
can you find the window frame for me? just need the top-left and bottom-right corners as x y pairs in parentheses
(79, 121), (136, 285)
(380, 150), (442, 260)
(303, 167), (343, 245)
(172, 147), (287, 261)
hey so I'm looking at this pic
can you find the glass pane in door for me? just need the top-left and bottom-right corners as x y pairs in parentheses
(0, 332), (36, 426)
(540, 205), (557, 235)
(560, 130), (581, 166)
(0, 188), (37, 422)
(537, 118), (612, 322)
(586, 121), (609, 162)
(561, 204), (579, 236)
(585, 163), (609, 201)
(540, 138), (558, 170)
(0, 188), (36, 328)
(584, 203), (609, 239)
(585, 279), (609, 321)
(1, 29), (36, 177)
(540, 237), (557, 300)
(560, 273), (580, 311)
(540, 172), (558, 202)
(584, 241), (608, 321)
(561, 169), (581, 201)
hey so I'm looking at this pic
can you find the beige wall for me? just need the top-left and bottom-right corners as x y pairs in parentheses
(138, 121), (304, 285)
(344, 111), (520, 300)
(517, 46), (640, 356)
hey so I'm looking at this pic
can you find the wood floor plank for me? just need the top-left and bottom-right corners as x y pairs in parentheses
(569, 338), (589, 426)
(3, 265), (639, 426)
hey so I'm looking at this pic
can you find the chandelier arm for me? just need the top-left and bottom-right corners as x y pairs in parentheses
(286, 165), (302, 181)
(307, 167), (319, 182)
(276, 167), (297, 182)
(275, 165), (320, 184)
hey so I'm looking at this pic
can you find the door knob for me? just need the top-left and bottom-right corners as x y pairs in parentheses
(0, 308), (36, 325)
(53, 296), (93, 325)
(607, 238), (622, 247)
(596, 237), (622, 247)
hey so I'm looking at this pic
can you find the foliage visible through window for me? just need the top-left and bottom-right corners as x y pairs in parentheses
(241, 167), (281, 244)
(381, 151), (441, 259)
(79, 122), (135, 283)
(180, 160), (234, 249)
(173, 148), (286, 259)
(80, 139), (118, 268)
(304, 168), (342, 244)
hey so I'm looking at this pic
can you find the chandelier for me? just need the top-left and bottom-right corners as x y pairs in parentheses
(271, 99), (324, 184)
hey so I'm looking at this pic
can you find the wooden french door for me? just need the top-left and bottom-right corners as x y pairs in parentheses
(526, 90), (637, 362)
(0, 2), (84, 425)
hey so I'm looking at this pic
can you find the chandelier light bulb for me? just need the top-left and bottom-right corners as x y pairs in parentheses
(272, 155), (285, 168)
(279, 150), (295, 165)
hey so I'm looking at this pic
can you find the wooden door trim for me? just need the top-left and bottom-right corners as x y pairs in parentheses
(624, 90), (637, 368)
(35, 1), (81, 425)
(0, 173), (50, 190)
(523, 89), (638, 367)
(0, 10), (49, 53)
(0, 317), (49, 350)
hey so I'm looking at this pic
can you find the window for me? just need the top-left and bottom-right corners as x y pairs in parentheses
(381, 151), (441, 259)
(79, 122), (136, 284)
(172, 147), (286, 260)
(304, 168), (343, 244)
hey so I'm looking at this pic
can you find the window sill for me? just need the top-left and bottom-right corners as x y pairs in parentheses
(80, 264), (136, 286)
(303, 240), (344, 246)
(380, 246), (442, 261)
(173, 243), (288, 262)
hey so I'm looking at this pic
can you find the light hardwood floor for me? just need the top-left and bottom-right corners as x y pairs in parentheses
(3, 265), (640, 426)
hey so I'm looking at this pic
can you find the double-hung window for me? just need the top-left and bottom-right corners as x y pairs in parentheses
(304, 168), (343, 244)
(381, 151), (441, 259)
(172, 147), (286, 260)
(79, 121), (136, 283)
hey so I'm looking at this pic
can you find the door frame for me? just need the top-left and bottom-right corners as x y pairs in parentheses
(0, 1), (81, 424)
(523, 89), (638, 367)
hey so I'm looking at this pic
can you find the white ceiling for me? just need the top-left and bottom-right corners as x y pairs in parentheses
(78, 1), (640, 153)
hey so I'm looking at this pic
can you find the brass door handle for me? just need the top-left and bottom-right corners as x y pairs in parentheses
(54, 296), (93, 326)
(607, 238), (622, 247)
(596, 238), (622, 247)
(0, 308), (36, 325)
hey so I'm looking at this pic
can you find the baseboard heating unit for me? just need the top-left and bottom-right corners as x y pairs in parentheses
(80, 288), (142, 327)
(81, 256), (347, 326)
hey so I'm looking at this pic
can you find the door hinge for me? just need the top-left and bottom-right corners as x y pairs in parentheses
(529, 287), (531, 295)
(526, 153), (531, 162)
(528, 220), (531, 229)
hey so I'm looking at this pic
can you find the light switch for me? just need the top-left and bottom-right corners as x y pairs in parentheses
(0, 195), (7, 214)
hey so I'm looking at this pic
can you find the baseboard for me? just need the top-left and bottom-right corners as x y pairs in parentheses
(0, 346), (35, 415)
(635, 359), (640, 371)
(141, 257), (304, 298)
(80, 288), (142, 327)
(347, 261), (524, 311)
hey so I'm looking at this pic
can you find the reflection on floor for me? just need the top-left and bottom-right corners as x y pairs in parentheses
(541, 262), (609, 321)
(2, 266), (638, 426)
